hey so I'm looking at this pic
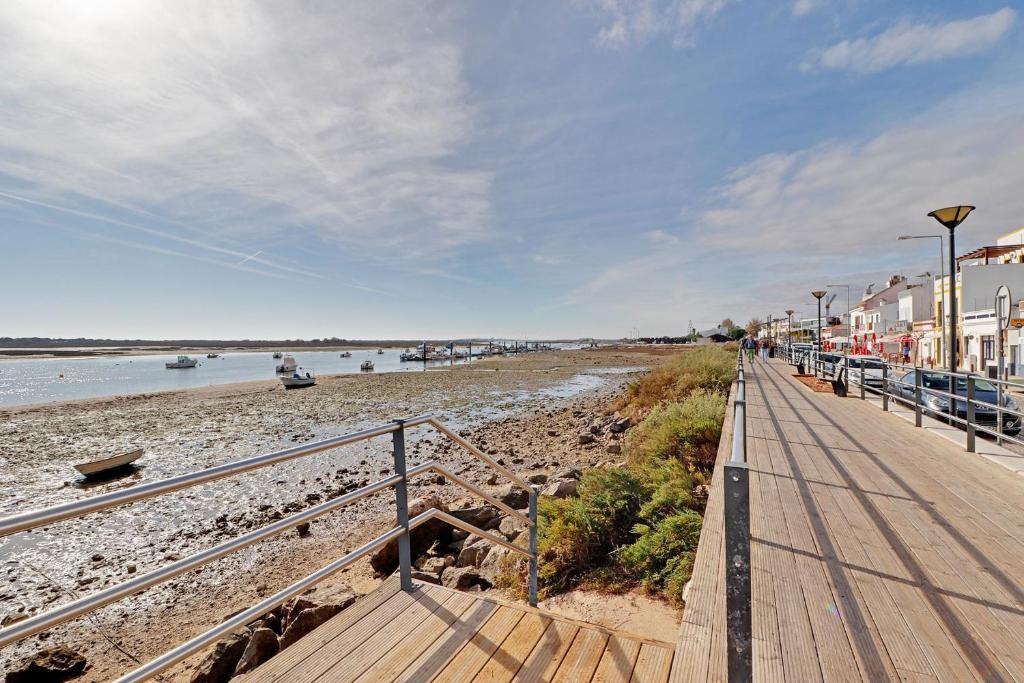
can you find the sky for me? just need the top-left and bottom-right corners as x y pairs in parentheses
(1, 0), (1022, 340)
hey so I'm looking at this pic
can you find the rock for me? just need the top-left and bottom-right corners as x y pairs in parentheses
(542, 479), (578, 499)
(577, 433), (595, 445)
(419, 557), (448, 576)
(479, 545), (513, 584)
(527, 473), (548, 485)
(280, 604), (343, 649)
(449, 505), (500, 528)
(457, 538), (492, 567)
(484, 473), (499, 485)
(546, 429), (558, 437)
(234, 627), (279, 675)
(190, 632), (249, 683)
(554, 468), (582, 480)
(296, 522), (311, 537)
(498, 516), (523, 540)
(369, 495), (450, 575)
(494, 484), (529, 510)
(5, 646), (87, 683)
(410, 570), (441, 585)
(608, 416), (632, 433)
(606, 443), (622, 455)
(441, 566), (483, 590)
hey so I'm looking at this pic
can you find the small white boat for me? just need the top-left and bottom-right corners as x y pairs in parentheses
(272, 352), (283, 359)
(377, 348), (384, 355)
(74, 448), (144, 476)
(275, 355), (298, 373)
(340, 351), (352, 358)
(281, 368), (316, 389)
(360, 360), (374, 371)
(166, 355), (198, 369)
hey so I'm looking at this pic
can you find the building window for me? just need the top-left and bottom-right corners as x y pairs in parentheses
(982, 336), (995, 361)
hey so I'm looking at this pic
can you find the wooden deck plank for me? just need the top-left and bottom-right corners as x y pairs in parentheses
(512, 619), (579, 681)
(431, 606), (525, 683)
(592, 636), (643, 683)
(552, 627), (609, 683)
(394, 595), (500, 683)
(474, 612), (552, 683)
(630, 643), (673, 682)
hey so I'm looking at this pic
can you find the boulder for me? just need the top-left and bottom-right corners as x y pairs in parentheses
(280, 604), (343, 649)
(419, 557), (449, 576)
(494, 484), (529, 510)
(542, 479), (578, 499)
(527, 473), (548, 485)
(498, 516), (523, 540)
(369, 495), (450, 575)
(479, 545), (513, 585)
(457, 539), (492, 568)
(441, 566), (483, 590)
(608, 416), (632, 433)
(190, 632), (249, 683)
(5, 646), (87, 683)
(606, 443), (622, 455)
(449, 505), (500, 528)
(295, 522), (311, 537)
(577, 433), (595, 445)
(554, 468), (582, 480)
(234, 627), (279, 675)
(410, 570), (441, 585)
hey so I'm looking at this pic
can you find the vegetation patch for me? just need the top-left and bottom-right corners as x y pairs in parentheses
(499, 344), (735, 604)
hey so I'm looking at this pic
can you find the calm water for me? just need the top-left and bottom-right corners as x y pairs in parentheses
(0, 348), (481, 407)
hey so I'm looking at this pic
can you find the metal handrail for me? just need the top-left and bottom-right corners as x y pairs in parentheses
(723, 348), (751, 679)
(0, 413), (540, 682)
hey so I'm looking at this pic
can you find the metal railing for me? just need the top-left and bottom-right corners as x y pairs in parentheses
(0, 414), (539, 683)
(724, 349), (752, 680)
(779, 342), (1024, 454)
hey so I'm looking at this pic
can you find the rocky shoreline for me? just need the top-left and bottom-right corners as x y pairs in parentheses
(1, 349), (662, 682)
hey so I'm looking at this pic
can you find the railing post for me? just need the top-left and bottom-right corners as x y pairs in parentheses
(860, 365), (865, 400)
(528, 486), (539, 607)
(914, 368), (922, 427)
(881, 365), (889, 411)
(966, 375), (976, 453)
(391, 419), (413, 591)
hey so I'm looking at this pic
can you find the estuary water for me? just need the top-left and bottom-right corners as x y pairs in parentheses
(0, 348), (474, 407)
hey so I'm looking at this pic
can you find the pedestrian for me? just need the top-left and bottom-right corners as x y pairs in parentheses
(744, 336), (755, 363)
(760, 338), (769, 362)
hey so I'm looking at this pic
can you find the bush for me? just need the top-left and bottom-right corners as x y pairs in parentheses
(627, 390), (726, 468)
(618, 511), (703, 601)
(623, 346), (735, 415)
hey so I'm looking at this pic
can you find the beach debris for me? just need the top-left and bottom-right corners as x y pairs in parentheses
(190, 632), (248, 683)
(4, 646), (86, 683)
(233, 628), (279, 676)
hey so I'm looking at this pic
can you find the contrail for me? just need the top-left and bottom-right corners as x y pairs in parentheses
(236, 249), (263, 266)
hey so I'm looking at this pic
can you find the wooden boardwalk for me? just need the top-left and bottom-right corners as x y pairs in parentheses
(240, 577), (675, 682)
(673, 358), (1024, 682)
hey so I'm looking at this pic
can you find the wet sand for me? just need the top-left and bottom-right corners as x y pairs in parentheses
(1, 348), (666, 681)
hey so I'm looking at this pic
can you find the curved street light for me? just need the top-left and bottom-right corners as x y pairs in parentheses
(927, 206), (975, 369)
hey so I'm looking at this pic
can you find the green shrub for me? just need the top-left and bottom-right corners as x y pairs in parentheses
(627, 390), (726, 468)
(623, 346), (735, 414)
(618, 511), (703, 602)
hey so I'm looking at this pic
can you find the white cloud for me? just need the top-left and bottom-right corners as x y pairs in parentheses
(577, 0), (732, 49)
(645, 229), (681, 244)
(531, 253), (564, 266)
(791, 0), (825, 18)
(802, 7), (1016, 74)
(0, 1), (490, 263)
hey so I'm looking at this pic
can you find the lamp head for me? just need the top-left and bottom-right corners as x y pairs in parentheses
(927, 205), (975, 230)
(785, 309), (795, 316)
(811, 290), (827, 300)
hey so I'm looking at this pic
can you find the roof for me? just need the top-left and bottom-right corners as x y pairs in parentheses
(956, 245), (1020, 263)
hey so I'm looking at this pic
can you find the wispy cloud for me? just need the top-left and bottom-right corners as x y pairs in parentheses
(645, 229), (680, 244)
(0, 1), (491, 264)
(576, 0), (732, 49)
(791, 0), (826, 18)
(801, 7), (1016, 74)
(531, 254), (564, 266)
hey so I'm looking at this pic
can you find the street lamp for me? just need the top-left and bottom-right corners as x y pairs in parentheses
(927, 205), (975, 370)
(826, 284), (851, 351)
(811, 290), (827, 376)
(898, 234), (945, 367)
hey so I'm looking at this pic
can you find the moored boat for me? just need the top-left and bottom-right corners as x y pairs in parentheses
(281, 368), (316, 389)
(166, 355), (198, 369)
(206, 353), (219, 358)
(360, 360), (374, 371)
(340, 351), (352, 358)
(275, 355), (298, 373)
(272, 352), (283, 359)
(377, 348), (384, 354)
(74, 448), (144, 476)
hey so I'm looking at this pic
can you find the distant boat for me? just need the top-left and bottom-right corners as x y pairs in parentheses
(74, 448), (143, 476)
(166, 355), (198, 369)
(275, 355), (297, 373)
(281, 368), (316, 389)
(377, 348), (384, 354)
(206, 353), (220, 359)
(272, 352), (283, 359)
(360, 360), (375, 371)
(340, 351), (352, 358)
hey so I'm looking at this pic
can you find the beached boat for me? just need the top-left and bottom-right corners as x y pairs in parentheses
(360, 360), (374, 371)
(281, 368), (316, 389)
(275, 355), (297, 373)
(206, 353), (219, 358)
(340, 351), (352, 358)
(74, 448), (143, 476)
(166, 355), (198, 369)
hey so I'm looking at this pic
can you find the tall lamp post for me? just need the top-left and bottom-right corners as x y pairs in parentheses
(897, 234), (945, 367)
(826, 284), (851, 351)
(927, 206), (975, 370)
(785, 309), (795, 352)
(811, 290), (827, 376)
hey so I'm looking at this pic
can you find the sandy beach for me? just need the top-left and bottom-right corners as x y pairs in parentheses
(0, 347), (676, 681)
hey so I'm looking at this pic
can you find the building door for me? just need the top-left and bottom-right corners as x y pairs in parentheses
(981, 335), (995, 370)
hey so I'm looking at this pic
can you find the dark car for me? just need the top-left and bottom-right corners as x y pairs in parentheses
(893, 371), (1021, 436)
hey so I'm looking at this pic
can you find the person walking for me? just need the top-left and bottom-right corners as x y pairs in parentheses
(744, 336), (756, 363)
(759, 338), (769, 362)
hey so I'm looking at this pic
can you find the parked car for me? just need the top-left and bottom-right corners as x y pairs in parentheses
(842, 355), (887, 388)
(891, 371), (1021, 436)
(818, 353), (843, 377)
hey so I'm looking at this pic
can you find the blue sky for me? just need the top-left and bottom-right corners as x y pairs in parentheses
(1, 0), (1022, 339)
